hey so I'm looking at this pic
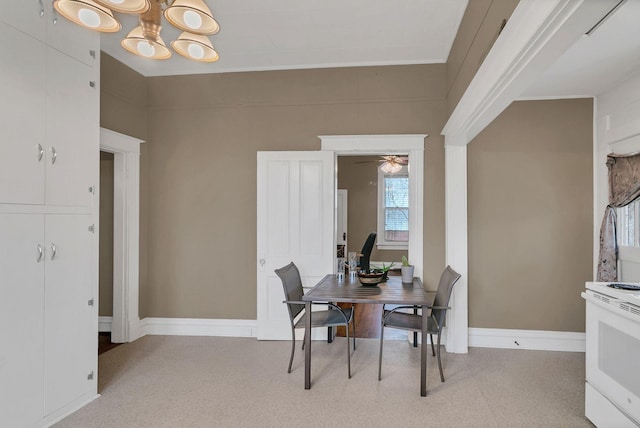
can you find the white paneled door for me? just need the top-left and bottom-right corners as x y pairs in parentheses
(257, 151), (335, 340)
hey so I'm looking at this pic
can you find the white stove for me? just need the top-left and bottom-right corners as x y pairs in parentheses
(582, 282), (640, 427)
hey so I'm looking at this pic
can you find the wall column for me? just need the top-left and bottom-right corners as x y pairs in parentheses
(445, 143), (468, 353)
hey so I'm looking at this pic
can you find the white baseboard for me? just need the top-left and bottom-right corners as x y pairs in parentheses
(468, 328), (585, 352)
(42, 392), (100, 428)
(123, 320), (584, 353)
(139, 317), (258, 338)
(98, 316), (112, 333)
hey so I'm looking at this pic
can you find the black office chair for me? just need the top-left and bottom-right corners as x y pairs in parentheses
(358, 232), (376, 272)
(275, 262), (356, 377)
(378, 265), (461, 382)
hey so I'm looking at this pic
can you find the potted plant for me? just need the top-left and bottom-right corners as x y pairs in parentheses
(371, 262), (395, 282)
(401, 256), (414, 283)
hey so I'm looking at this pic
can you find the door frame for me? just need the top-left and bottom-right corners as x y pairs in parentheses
(99, 128), (143, 343)
(319, 134), (426, 281)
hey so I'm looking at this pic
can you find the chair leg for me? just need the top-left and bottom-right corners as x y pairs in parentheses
(288, 326), (296, 373)
(378, 323), (385, 381)
(436, 331), (445, 382)
(301, 328), (307, 350)
(352, 306), (357, 351)
(345, 320), (351, 379)
(430, 333), (436, 357)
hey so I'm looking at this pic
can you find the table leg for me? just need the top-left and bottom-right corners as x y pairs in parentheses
(420, 304), (428, 397)
(413, 307), (419, 347)
(305, 302), (311, 390)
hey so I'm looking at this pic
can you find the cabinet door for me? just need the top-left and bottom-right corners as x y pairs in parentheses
(46, 2), (99, 67)
(0, 0), (46, 41)
(0, 214), (45, 427)
(44, 214), (96, 415)
(46, 48), (98, 208)
(0, 22), (46, 204)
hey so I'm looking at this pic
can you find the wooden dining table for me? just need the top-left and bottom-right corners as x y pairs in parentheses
(302, 274), (436, 396)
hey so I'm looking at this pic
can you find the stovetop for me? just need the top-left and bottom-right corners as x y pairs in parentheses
(586, 282), (640, 305)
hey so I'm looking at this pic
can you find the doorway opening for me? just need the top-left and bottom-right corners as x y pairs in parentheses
(98, 151), (120, 353)
(335, 154), (409, 339)
(320, 135), (426, 340)
(99, 128), (144, 347)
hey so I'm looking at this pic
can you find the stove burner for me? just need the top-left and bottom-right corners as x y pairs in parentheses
(607, 283), (640, 290)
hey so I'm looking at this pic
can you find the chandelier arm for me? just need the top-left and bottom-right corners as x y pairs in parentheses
(140, 0), (163, 42)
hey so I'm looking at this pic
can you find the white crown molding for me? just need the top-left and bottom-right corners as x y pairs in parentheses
(469, 328), (585, 352)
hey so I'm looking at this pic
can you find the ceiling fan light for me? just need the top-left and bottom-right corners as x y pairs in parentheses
(380, 161), (403, 174)
(53, 0), (121, 32)
(93, 0), (150, 14)
(164, 0), (220, 35)
(121, 26), (172, 60)
(171, 32), (219, 62)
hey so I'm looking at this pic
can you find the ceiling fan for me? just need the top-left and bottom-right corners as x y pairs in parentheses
(356, 155), (408, 173)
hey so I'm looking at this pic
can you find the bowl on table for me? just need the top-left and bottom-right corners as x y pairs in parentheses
(357, 270), (386, 286)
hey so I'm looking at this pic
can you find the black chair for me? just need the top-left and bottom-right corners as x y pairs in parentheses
(275, 262), (356, 377)
(358, 232), (376, 272)
(378, 265), (461, 382)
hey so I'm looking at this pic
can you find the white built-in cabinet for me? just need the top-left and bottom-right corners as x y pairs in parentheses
(0, 1), (99, 426)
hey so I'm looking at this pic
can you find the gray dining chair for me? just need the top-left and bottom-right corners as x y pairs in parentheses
(275, 262), (356, 378)
(358, 232), (376, 272)
(378, 265), (461, 382)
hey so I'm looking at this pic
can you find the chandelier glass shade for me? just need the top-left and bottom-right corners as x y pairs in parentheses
(53, 0), (121, 32)
(172, 32), (219, 62)
(93, 0), (150, 14)
(163, 0), (219, 35)
(121, 26), (171, 59)
(53, 0), (220, 62)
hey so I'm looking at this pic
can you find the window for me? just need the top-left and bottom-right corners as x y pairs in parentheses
(618, 201), (639, 247)
(377, 166), (409, 249)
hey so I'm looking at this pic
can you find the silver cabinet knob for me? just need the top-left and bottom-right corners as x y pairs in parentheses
(38, 0), (44, 17)
(37, 144), (44, 162)
(50, 147), (57, 164)
(37, 244), (43, 262)
(50, 242), (57, 260)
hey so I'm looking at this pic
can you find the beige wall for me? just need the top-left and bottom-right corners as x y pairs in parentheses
(468, 99), (593, 332)
(446, 0), (519, 116)
(337, 155), (408, 265)
(100, 53), (147, 141)
(98, 4), (594, 333)
(143, 65), (447, 318)
(99, 151), (114, 316)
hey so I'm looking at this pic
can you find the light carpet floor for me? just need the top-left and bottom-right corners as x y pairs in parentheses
(55, 335), (592, 428)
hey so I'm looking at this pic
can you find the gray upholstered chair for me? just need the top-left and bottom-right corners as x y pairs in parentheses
(378, 265), (461, 382)
(275, 262), (356, 378)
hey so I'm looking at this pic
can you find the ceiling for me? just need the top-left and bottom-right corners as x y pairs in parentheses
(100, 0), (640, 99)
(521, 0), (640, 99)
(100, 0), (468, 77)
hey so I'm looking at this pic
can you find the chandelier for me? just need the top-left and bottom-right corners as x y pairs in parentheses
(53, 0), (220, 62)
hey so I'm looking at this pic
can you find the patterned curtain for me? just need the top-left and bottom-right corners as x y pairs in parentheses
(597, 153), (640, 281)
